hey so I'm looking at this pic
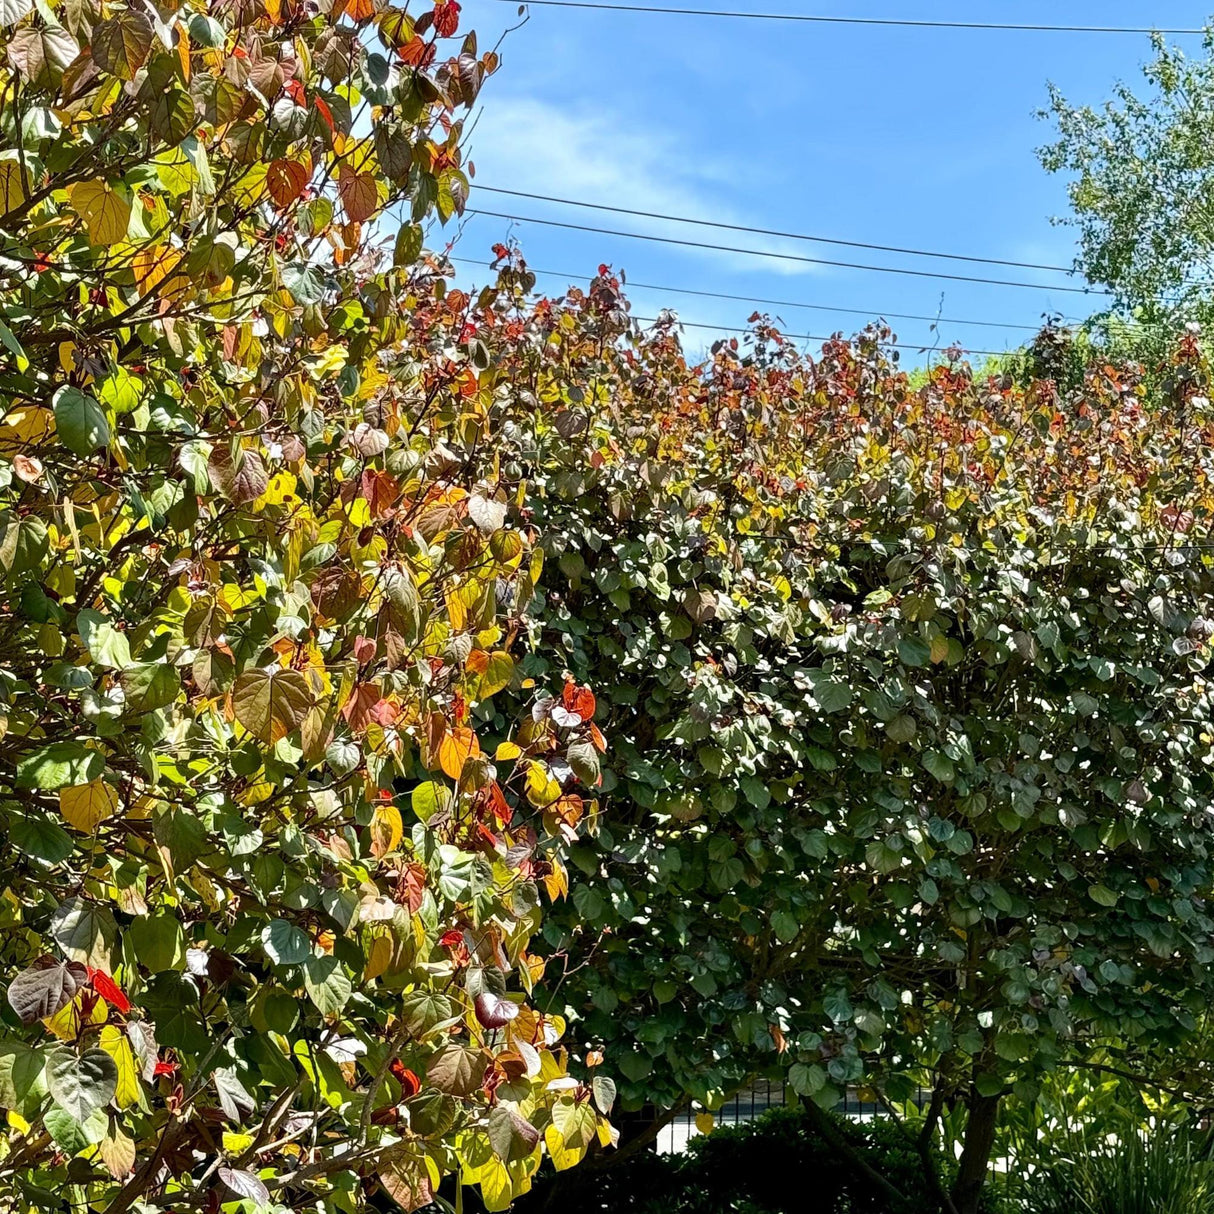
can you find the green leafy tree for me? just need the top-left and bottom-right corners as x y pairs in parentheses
(1040, 28), (1214, 317)
(0, 5), (612, 1212)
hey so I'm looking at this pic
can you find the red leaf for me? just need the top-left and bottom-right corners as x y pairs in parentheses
(434, 0), (461, 36)
(88, 967), (131, 1014)
(390, 1059), (422, 1097)
(561, 680), (596, 721)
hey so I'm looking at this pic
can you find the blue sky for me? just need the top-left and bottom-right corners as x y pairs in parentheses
(440, 1), (1213, 361)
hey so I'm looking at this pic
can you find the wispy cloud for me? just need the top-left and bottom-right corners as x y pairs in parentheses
(461, 94), (821, 277)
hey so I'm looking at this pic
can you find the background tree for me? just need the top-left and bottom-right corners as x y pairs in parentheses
(1040, 28), (1214, 320)
(0, 4), (613, 1212)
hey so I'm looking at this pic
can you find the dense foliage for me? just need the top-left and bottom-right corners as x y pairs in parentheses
(397, 255), (1214, 1212)
(0, 4), (615, 1212)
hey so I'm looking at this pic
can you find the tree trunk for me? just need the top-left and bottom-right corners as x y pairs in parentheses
(950, 1088), (1000, 1214)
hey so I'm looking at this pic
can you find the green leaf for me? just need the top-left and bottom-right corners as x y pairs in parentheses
(1088, 883), (1120, 907)
(52, 386), (109, 455)
(771, 909), (800, 943)
(400, 989), (458, 1038)
(281, 261), (326, 305)
(120, 661), (179, 713)
(897, 635), (931, 667)
(411, 780), (453, 823)
(46, 1047), (118, 1119)
(262, 920), (311, 966)
(0, 1043), (46, 1116)
(10, 813), (74, 863)
(788, 1062), (825, 1096)
(15, 742), (103, 790)
(76, 609), (131, 669)
(303, 956), (351, 1015)
(50, 898), (117, 970)
(126, 914), (186, 973)
(922, 751), (955, 783)
(44, 1105), (107, 1153)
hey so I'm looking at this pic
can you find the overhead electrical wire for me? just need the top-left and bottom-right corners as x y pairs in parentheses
(474, 186), (1078, 274)
(624, 315), (1009, 358)
(495, 1), (1205, 36)
(449, 255), (1046, 331)
(464, 208), (1111, 294)
(451, 259), (1023, 357)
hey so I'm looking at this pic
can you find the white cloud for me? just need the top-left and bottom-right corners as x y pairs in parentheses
(461, 94), (820, 277)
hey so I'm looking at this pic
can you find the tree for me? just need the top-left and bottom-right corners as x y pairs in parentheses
(0, 4), (611, 1212)
(442, 257), (1214, 1214)
(1040, 28), (1214, 316)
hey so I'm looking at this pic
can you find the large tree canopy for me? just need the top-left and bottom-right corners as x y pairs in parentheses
(0, 5), (613, 1213)
(434, 257), (1214, 1214)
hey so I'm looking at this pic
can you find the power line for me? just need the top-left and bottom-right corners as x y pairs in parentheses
(449, 255), (1046, 331)
(451, 259), (1021, 357)
(630, 315), (1011, 358)
(464, 208), (1111, 294)
(475, 185), (1077, 275)
(497, 1), (1205, 35)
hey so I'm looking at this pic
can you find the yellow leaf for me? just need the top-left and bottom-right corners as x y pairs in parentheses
(495, 741), (522, 762)
(474, 651), (514, 699)
(525, 761), (561, 809)
(258, 470), (298, 507)
(68, 180), (132, 246)
(99, 1026), (140, 1109)
(477, 1158), (515, 1212)
(368, 802), (402, 859)
(223, 1132), (255, 1154)
(364, 931), (393, 981)
(175, 20), (190, 80)
(695, 1112), (715, 1135)
(543, 857), (568, 902)
(0, 404), (53, 453)
(0, 160), (25, 217)
(543, 1123), (585, 1172)
(59, 779), (119, 832)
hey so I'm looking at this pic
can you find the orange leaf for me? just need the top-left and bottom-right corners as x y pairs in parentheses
(338, 170), (379, 224)
(360, 468), (399, 519)
(342, 683), (381, 731)
(438, 725), (479, 779)
(267, 158), (310, 208)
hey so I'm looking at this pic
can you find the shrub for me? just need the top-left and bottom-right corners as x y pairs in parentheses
(450, 259), (1214, 1213)
(0, 7), (608, 1212)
